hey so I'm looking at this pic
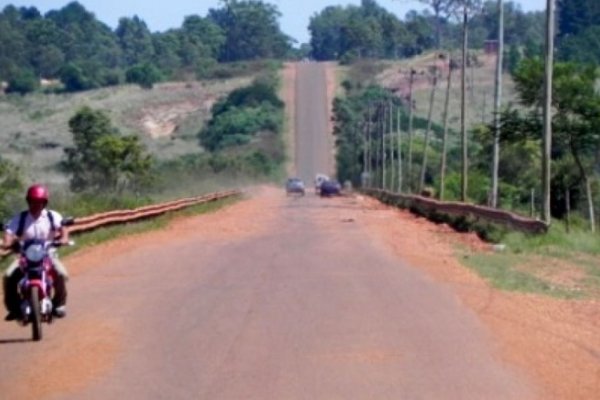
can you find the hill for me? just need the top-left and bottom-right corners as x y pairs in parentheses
(0, 77), (252, 185)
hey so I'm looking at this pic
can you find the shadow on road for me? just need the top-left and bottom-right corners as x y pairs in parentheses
(0, 337), (32, 344)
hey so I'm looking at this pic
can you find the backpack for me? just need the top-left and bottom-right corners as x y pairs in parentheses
(16, 210), (56, 238)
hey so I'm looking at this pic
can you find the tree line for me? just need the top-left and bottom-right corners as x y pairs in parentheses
(0, 0), (560, 93)
(0, 0), (294, 93)
(308, 0), (545, 63)
(1, 0), (598, 91)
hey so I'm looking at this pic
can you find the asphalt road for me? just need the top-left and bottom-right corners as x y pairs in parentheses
(295, 62), (332, 184)
(0, 62), (535, 399)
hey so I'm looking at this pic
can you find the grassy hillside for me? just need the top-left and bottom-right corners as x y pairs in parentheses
(0, 77), (253, 186)
(335, 51), (518, 131)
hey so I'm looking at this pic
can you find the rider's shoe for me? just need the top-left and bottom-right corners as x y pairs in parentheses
(53, 305), (66, 318)
(4, 311), (19, 321)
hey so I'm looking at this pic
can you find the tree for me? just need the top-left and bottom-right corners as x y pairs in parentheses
(209, 0), (292, 61)
(116, 16), (155, 66)
(308, 6), (347, 60)
(500, 60), (600, 222)
(558, 25), (600, 64)
(557, 0), (600, 39)
(413, 0), (456, 48)
(152, 31), (182, 73)
(32, 44), (65, 78)
(125, 63), (162, 89)
(0, 7), (29, 81)
(46, 2), (122, 69)
(181, 15), (225, 60)
(63, 107), (153, 192)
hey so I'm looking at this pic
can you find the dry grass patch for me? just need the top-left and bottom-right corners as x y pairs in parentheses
(0, 77), (253, 180)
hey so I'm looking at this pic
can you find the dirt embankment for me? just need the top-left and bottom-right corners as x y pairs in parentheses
(356, 195), (600, 400)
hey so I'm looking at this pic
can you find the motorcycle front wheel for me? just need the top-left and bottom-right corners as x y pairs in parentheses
(30, 287), (42, 341)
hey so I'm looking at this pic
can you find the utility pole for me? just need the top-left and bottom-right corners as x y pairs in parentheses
(491, 0), (504, 208)
(362, 120), (368, 188)
(389, 100), (395, 191)
(460, 5), (469, 202)
(382, 103), (387, 190)
(376, 103), (381, 188)
(542, 0), (555, 223)
(365, 103), (373, 189)
(407, 69), (416, 192)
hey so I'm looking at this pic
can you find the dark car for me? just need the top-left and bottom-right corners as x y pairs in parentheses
(319, 179), (342, 197)
(285, 178), (305, 196)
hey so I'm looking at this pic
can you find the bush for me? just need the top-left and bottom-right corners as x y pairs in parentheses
(199, 76), (284, 151)
(6, 70), (39, 94)
(126, 63), (163, 89)
(59, 63), (95, 92)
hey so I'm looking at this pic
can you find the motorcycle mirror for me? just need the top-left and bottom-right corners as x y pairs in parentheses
(62, 217), (75, 227)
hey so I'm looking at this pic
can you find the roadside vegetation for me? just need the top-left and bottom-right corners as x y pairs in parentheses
(460, 219), (600, 299)
(326, 0), (600, 297)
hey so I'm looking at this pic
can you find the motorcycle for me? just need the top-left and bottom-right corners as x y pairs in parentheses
(16, 217), (74, 341)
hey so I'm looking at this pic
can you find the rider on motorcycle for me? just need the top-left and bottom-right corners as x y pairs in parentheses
(2, 184), (70, 321)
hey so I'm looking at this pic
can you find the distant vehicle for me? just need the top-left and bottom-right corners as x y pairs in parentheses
(285, 178), (305, 196)
(314, 174), (329, 194)
(319, 179), (342, 197)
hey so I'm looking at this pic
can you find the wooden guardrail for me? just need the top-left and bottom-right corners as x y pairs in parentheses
(68, 190), (242, 234)
(0, 190), (242, 259)
(364, 188), (548, 234)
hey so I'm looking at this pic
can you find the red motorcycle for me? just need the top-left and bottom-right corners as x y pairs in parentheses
(17, 218), (74, 341)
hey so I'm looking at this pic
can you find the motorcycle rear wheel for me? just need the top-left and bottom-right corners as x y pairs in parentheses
(30, 287), (42, 341)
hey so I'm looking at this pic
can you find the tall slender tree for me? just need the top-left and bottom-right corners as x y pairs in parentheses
(419, 70), (438, 193)
(413, 0), (457, 48)
(449, 0), (483, 201)
(439, 53), (453, 200)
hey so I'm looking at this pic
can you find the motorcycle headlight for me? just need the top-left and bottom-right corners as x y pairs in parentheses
(25, 244), (45, 263)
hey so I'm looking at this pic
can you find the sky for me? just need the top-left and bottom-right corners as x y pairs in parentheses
(3, 0), (548, 44)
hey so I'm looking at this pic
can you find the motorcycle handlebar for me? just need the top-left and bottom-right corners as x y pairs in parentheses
(51, 240), (75, 248)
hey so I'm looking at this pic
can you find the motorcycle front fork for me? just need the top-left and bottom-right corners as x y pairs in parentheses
(20, 297), (53, 321)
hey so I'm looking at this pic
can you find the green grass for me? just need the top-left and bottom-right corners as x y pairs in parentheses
(457, 222), (600, 299)
(0, 194), (242, 272)
(503, 223), (600, 256)
(460, 249), (583, 299)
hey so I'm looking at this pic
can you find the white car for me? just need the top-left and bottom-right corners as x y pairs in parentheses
(314, 174), (329, 194)
(286, 178), (305, 196)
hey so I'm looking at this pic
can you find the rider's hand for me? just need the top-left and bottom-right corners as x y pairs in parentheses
(0, 243), (11, 256)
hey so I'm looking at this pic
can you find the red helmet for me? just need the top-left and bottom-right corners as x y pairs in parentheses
(26, 184), (49, 203)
